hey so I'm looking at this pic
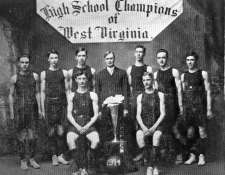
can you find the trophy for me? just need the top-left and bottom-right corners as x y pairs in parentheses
(104, 95), (124, 143)
(108, 103), (119, 142)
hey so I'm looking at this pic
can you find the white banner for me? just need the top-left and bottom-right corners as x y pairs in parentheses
(36, 0), (183, 43)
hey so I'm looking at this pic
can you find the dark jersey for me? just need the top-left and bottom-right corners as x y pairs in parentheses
(140, 91), (160, 128)
(45, 69), (66, 98)
(156, 67), (179, 124)
(72, 91), (94, 126)
(183, 70), (207, 124)
(130, 65), (147, 94)
(72, 66), (93, 91)
(14, 71), (38, 129)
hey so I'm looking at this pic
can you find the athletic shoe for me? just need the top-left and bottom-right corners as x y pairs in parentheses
(184, 153), (196, 165)
(198, 154), (206, 166)
(52, 155), (59, 166)
(58, 154), (69, 165)
(80, 168), (88, 175)
(146, 166), (153, 175)
(21, 159), (28, 170)
(29, 158), (40, 169)
(153, 167), (159, 175)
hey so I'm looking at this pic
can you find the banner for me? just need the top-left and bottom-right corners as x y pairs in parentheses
(37, 0), (183, 43)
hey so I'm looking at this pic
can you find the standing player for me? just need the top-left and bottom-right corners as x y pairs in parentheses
(181, 51), (212, 165)
(136, 72), (165, 175)
(127, 45), (152, 160)
(67, 71), (100, 175)
(40, 49), (69, 166)
(9, 55), (41, 170)
(68, 47), (95, 92)
(154, 49), (183, 163)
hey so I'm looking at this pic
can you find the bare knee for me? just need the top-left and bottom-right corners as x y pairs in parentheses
(153, 130), (162, 146)
(57, 125), (64, 136)
(67, 132), (78, 150)
(199, 126), (207, 138)
(136, 130), (145, 148)
(187, 126), (195, 139)
(87, 131), (100, 149)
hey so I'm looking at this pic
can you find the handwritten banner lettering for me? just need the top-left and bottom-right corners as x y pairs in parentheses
(37, 0), (183, 43)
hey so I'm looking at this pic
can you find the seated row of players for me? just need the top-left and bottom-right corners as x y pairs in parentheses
(9, 46), (212, 175)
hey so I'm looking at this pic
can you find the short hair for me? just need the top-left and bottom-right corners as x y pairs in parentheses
(47, 49), (59, 58)
(104, 51), (115, 58)
(73, 70), (88, 79)
(185, 51), (199, 60)
(135, 45), (146, 55)
(156, 49), (169, 58)
(142, 72), (153, 79)
(17, 54), (30, 62)
(75, 47), (87, 56)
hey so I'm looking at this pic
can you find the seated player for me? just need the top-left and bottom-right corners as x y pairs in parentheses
(67, 71), (100, 175)
(136, 72), (165, 175)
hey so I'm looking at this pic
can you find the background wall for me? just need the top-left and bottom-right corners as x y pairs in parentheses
(0, 0), (224, 159)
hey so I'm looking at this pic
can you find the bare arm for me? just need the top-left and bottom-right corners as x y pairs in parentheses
(33, 73), (42, 116)
(173, 68), (183, 114)
(68, 69), (73, 93)
(83, 92), (99, 129)
(202, 71), (212, 118)
(9, 75), (16, 119)
(154, 71), (158, 90)
(136, 94), (148, 131)
(126, 66), (132, 93)
(67, 93), (82, 130)
(62, 69), (69, 96)
(151, 92), (165, 130)
(40, 71), (46, 117)
(91, 67), (96, 92)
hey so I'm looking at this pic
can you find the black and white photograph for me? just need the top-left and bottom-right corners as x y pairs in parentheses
(0, 0), (224, 175)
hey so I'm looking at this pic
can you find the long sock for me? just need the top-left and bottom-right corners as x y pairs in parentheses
(151, 146), (160, 167)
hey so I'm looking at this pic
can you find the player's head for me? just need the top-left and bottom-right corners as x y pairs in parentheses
(156, 49), (169, 68)
(47, 49), (59, 67)
(142, 72), (154, 89)
(75, 47), (87, 66)
(74, 70), (88, 88)
(135, 45), (146, 61)
(185, 51), (199, 70)
(18, 54), (30, 72)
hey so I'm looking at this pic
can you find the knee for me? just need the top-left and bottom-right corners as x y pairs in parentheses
(67, 132), (77, 150)
(187, 126), (195, 139)
(57, 125), (64, 136)
(89, 132), (100, 149)
(136, 130), (145, 147)
(199, 126), (207, 139)
(153, 130), (162, 146)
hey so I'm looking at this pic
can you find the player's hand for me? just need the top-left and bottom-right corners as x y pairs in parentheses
(207, 110), (213, 119)
(98, 111), (102, 120)
(123, 109), (128, 117)
(179, 106), (184, 116)
(80, 126), (88, 134)
(142, 127), (149, 136)
(148, 126), (156, 135)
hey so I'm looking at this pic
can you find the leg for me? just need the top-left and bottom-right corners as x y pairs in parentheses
(27, 129), (40, 169)
(197, 126), (208, 165)
(86, 131), (100, 170)
(56, 125), (69, 165)
(133, 130), (145, 162)
(151, 130), (162, 175)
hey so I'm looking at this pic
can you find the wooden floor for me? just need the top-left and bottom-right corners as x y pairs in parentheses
(0, 156), (224, 175)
